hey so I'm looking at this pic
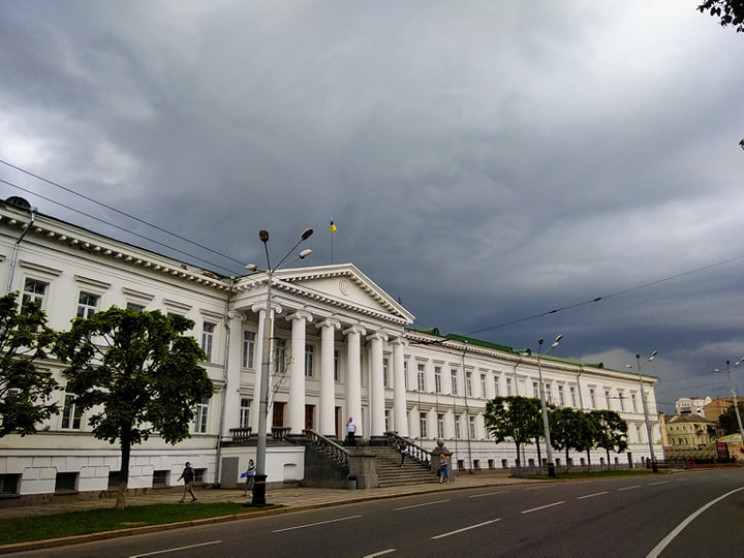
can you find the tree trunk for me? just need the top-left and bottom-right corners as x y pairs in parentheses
(117, 432), (132, 511)
(565, 447), (570, 473)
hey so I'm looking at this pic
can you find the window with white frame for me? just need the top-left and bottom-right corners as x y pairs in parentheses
(480, 374), (487, 398)
(194, 397), (209, 433)
(242, 331), (255, 368)
(126, 302), (145, 312)
(558, 385), (565, 406)
(506, 377), (513, 396)
(545, 382), (553, 404)
(383, 358), (389, 388)
(304, 344), (314, 377)
(605, 389), (612, 409)
(202, 322), (215, 361)
(239, 398), (251, 428)
(334, 349), (340, 382)
(532, 381), (539, 397)
(22, 278), (47, 310)
(76, 292), (99, 318)
(468, 415), (476, 439)
(632, 392), (638, 413)
(419, 414), (428, 438)
(589, 388), (596, 409)
(437, 413), (444, 438)
(385, 409), (390, 432)
(450, 369), (458, 395)
(403, 360), (408, 390)
(273, 338), (286, 374)
(455, 415), (461, 438)
(619, 390), (625, 411)
(570, 386), (577, 407)
(493, 376), (500, 397)
(61, 394), (82, 430)
(434, 366), (442, 394)
(466, 371), (473, 397)
(417, 364), (426, 392)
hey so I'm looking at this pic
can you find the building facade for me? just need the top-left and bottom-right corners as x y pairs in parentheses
(0, 199), (663, 500)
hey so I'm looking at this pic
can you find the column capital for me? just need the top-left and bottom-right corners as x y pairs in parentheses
(227, 310), (246, 322)
(251, 301), (283, 315)
(367, 331), (388, 343)
(287, 309), (313, 323)
(319, 317), (341, 330)
(391, 336), (409, 347)
(343, 324), (367, 337)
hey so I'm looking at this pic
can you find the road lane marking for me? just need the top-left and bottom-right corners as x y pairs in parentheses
(129, 540), (222, 557)
(577, 491), (608, 500)
(618, 485), (641, 491)
(395, 499), (450, 511)
(521, 501), (565, 514)
(646, 486), (744, 558)
(271, 514), (362, 533)
(364, 549), (396, 557)
(469, 491), (511, 498)
(431, 518), (501, 539)
(649, 481), (669, 486)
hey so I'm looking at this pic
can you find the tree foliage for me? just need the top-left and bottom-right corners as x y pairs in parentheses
(718, 403), (744, 434)
(0, 292), (58, 436)
(698, 0), (744, 33)
(55, 308), (213, 509)
(484, 396), (542, 466)
(591, 409), (629, 468)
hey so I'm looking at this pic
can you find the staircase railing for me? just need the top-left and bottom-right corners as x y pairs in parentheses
(303, 430), (350, 469)
(386, 432), (432, 466)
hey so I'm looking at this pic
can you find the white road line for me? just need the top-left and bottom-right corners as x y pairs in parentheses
(469, 491), (511, 498)
(395, 499), (450, 511)
(649, 481), (669, 486)
(577, 491), (608, 500)
(646, 486), (744, 558)
(129, 540), (222, 557)
(521, 501), (565, 514)
(364, 549), (397, 557)
(271, 514), (363, 533)
(618, 485), (642, 491)
(431, 518), (501, 540)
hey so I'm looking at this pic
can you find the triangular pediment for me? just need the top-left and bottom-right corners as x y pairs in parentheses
(270, 263), (415, 326)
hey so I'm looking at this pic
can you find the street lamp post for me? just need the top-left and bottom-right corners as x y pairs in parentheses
(715, 359), (744, 446)
(629, 350), (658, 473)
(537, 335), (562, 478)
(245, 228), (313, 506)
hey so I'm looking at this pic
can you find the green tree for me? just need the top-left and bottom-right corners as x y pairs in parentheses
(717, 403), (744, 434)
(0, 292), (58, 436)
(484, 396), (542, 467)
(549, 407), (585, 472)
(698, 0), (744, 33)
(591, 410), (629, 469)
(55, 308), (213, 510)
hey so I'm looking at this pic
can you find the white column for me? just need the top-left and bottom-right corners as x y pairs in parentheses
(368, 332), (387, 439)
(344, 325), (366, 438)
(287, 311), (313, 436)
(223, 311), (246, 436)
(250, 305), (266, 434)
(392, 338), (408, 437)
(319, 318), (341, 437)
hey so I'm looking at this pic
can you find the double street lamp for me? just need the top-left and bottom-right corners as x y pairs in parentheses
(628, 350), (658, 473)
(537, 335), (562, 478)
(714, 359), (744, 447)
(245, 228), (313, 506)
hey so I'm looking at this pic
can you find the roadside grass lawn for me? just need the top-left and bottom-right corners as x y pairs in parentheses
(526, 469), (664, 481)
(0, 502), (278, 546)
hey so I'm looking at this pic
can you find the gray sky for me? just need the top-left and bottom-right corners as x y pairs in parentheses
(2, 1), (743, 413)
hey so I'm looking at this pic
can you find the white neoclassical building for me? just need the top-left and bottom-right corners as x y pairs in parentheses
(0, 197), (663, 500)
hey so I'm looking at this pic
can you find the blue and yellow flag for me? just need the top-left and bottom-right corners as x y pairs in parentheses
(330, 220), (337, 233)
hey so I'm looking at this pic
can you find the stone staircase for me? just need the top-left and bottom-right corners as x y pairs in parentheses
(366, 444), (435, 488)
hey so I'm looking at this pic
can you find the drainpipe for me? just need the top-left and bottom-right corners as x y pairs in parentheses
(6, 206), (37, 294)
(214, 276), (236, 487)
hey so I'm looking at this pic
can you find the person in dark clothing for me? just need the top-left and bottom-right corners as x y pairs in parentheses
(178, 461), (197, 503)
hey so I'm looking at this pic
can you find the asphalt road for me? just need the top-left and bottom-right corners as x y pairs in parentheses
(8, 469), (744, 558)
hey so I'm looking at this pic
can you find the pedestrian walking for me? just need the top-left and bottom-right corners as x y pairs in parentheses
(244, 459), (255, 495)
(399, 438), (408, 467)
(346, 417), (357, 446)
(438, 454), (450, 484)
(177, 461), (197, 502)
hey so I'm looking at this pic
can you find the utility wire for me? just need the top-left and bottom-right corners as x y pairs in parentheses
(0, 158), (246, 268)
(0, 178), (239, 275)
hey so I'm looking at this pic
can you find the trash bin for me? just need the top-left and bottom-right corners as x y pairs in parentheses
(347, 475), (357, 490)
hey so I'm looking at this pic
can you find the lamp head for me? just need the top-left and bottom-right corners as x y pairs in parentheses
(551, 334), (563, 348)
(299, 248), (312, 259)
(259, 230), (269, 243)
(300, 228), (313, 241)
(538, 338), (544, 346)
(650, 350), (658, 360)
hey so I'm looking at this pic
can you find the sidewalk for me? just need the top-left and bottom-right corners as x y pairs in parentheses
(0, 469), (532, 520)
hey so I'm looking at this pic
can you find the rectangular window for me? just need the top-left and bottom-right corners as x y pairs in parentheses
(417, 364), (426, 392)
(61, 394), (82, 430)
(383, 358), (389, 388)
(22, 278), (47, 310)
(632, 393), (638, 413)
(493, 377), (500, 397)
(466, 372), (473, 397)
(126, 302), (145, 312)
(202, 322), (215, 361)
(0, 474), (20, 495)
(434, 366), (442, 394)
(570, 386), (577, 407)
(152, 470), (169, 488)
(334, 349), (340, 382)
(455, 415), (461, 439)
(385, 409), (390, 432)
(239, 398), (251, 428)
(76, 291), (99, 318)
(304, 344), (314, 377)
(480, 374), (487, 398)
(437, 413), (444, 438)
(506, 377), (513, 396)
(194, 397), (209, 433)
(274, 338), (286, 374)
(605, 389), (612, 409)
(589, 388), (596, 409)
(619, 391), (625, 412)
(419, 414), (428, 438)
(242, 331), (255, 368)
(404, 361), (408, 390)
(451, 369), (458, 395)
(545, 383), (553, 404)
(558, 385), (565, 407)
(468, 415), (476, 439)
(55, 472), (78, 493)
(533, 381), (539, 398)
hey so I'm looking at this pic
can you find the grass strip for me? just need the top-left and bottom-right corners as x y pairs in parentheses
(0, 502), (277, 546)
